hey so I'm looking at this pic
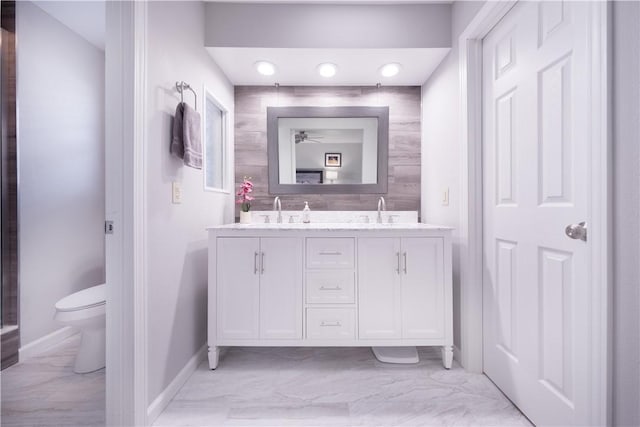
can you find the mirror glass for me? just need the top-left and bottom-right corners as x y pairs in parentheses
(278, 117), (378, 185)
(267, 107), (388, 194)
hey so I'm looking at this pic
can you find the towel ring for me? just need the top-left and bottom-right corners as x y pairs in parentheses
(176, 81), (197, 111)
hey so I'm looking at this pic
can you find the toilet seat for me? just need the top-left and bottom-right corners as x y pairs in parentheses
(55, 284), (106, 312)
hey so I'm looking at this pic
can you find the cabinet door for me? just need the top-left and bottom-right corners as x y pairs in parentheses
(358, 238), (402, 339)
(259, 237), (303, 339)
(217, 238), (260, 340)
(401, 238), (445, 339)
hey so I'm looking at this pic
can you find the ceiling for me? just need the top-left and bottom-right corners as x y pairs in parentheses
(207, 47), (450, 86)
(33, 1), (105, 50)
(205, 1), (451, 85)
(29, 1), (450, 85)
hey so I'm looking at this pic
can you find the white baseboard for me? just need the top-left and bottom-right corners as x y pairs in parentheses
(19, 326), (77, 361)
(147, 344), (207, 424)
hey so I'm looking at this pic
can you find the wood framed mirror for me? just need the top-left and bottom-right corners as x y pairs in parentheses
(267, 106), (389, 195)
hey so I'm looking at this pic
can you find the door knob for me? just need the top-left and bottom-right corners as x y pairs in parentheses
(565, 222), (587, 242)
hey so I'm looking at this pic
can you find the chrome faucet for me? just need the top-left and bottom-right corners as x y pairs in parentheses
(273, 196), (282, 223)
(377, 196), (386, 223)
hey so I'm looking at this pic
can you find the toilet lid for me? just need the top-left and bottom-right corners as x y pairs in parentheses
(55, 284), (106, 312)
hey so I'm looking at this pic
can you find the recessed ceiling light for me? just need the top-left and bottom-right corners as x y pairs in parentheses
(255, 61), (276, 76)
(380, 63), (402, 77)
(317, 63), (338, 78)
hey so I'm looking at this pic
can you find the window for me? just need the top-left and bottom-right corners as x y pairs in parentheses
(203, 89), (228, 192)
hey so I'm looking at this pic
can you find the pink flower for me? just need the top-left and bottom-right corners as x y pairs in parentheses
(236, 177), (255, 212)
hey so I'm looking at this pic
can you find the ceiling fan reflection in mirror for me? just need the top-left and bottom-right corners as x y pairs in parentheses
(294, 130), (324, 144)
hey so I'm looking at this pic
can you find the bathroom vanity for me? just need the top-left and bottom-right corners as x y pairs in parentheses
(207, 212), (453, 370)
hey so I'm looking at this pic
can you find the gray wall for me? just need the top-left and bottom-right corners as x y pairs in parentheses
(145, 1), (234, 406)
(16, 1), (105, 347)
(612, 2), (640, 425)
(235, 85), (421, 214)
(421, 0), (485, 352)
(205, 3), (451, 49)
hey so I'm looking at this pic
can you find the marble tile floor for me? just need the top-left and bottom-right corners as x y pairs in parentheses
(154, 347), (532, 427)
(0, 333), (105, 427)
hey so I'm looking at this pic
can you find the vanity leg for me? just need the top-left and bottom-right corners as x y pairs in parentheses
(208, 346), (220, 370)
(441, 346), (453, 369)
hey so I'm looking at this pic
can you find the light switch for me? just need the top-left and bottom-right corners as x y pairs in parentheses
(442, 187), (449, 206)
(172, 181), (182, 204)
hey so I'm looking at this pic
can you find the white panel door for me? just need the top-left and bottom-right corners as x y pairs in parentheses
(259, 237), (303, 339)
(401, 238), (445, 339)
(358, 238), (402, 339)
(483, 2), (590, 425)
(217, 238), (260, 340)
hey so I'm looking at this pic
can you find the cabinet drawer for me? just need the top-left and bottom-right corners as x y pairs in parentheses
(306, 308), (355, 340)
(306, 271), (355, 304)
(306, 238), (355, 269)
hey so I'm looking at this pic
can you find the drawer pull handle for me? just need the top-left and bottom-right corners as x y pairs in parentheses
(318, 251), (342, 256)
(396, 252), (401, 274)
(320, 286), (342, 291)
(261, 252), (265, 274)
(320, 321), (342, 327)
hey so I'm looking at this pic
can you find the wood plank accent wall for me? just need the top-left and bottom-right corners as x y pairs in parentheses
(234, 85), (421, 214)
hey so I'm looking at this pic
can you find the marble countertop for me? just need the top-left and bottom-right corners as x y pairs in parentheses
(207, 222), (453, 231)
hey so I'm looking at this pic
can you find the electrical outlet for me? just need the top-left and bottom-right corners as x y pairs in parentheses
(442, 187), (449, 206)
(172, 181), (182, 204)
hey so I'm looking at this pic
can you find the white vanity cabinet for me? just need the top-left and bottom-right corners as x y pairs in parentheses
(216, 237), (303, 342)
(208, 223), (453, 370)
(358, 237), (445, 340)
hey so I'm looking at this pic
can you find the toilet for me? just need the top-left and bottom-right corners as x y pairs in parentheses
(54, 284), (106, 373)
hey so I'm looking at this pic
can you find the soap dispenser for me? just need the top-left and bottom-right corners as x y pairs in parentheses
(302, 201), (311, 223)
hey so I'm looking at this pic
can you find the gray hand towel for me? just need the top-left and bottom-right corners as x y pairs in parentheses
(171, 102), (202, 169)
(182, 103), (202, 169)
(170, 102), (185, 158)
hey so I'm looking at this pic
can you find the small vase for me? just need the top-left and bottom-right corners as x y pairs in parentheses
(239, 211), (252, 224)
